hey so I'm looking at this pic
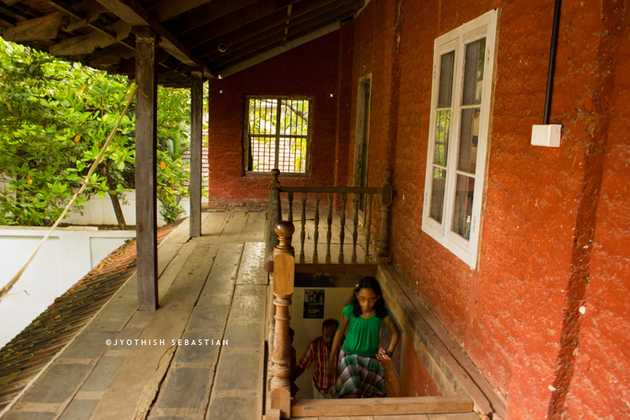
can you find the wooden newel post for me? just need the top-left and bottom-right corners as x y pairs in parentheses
(270, 221), (295, 419)
(265, 169), (282, 258)
(377, 169), (393, 263)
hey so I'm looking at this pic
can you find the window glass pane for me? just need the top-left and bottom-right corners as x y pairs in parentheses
(437, 51), (455, 108)
(462, 38), (486, 105)
(279, 137), (307, 173)
(249, 98), (277, 135)
(429, 167), (446, 223)
(280, 99), (309, 135)
(433, 110), (451, 166)
(457, 108), (480, 173)
(250, 136), (276, 172)
(452, 175), (475, 239)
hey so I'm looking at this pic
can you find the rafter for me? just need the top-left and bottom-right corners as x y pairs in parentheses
(191, 0), (340, 52)
(95, 0), (211, 75)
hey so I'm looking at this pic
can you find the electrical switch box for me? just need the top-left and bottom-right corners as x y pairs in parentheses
(531, 124), (562, 147)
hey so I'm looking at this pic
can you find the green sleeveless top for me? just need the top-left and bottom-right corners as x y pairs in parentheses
(341, 303), (387, 357)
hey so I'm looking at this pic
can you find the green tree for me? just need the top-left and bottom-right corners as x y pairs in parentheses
(0, 38), (190, 226)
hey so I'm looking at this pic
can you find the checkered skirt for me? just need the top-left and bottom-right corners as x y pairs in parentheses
(335, 350), (385, 398)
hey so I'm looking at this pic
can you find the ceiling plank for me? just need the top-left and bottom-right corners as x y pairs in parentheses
(95, 0), (210, 74)
(2, 11), (63, 41)
(181, 0), (292, 47)
(153, 0), (211, 22)
(168, 0), (259, 34)
(218, 21), (341, 77)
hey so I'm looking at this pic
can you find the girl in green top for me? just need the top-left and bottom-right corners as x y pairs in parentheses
(328, 276), (400, 398)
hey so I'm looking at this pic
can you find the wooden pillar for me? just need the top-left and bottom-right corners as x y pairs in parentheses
(189, 72), (203, 238)
(134, 27), (158, 311)
(270, 222), (294, 419)
(377, 169), (393, 263)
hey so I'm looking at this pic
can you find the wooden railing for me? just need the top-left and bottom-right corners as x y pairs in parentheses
(265, 169), (393, 265)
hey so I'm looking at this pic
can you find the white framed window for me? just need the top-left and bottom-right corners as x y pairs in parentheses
(422, 10), (497, 269)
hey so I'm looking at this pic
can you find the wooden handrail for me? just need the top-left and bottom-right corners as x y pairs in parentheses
(279, 185), (382, 194)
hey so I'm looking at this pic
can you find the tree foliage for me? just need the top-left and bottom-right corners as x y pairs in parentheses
(0, 38), (190, 226)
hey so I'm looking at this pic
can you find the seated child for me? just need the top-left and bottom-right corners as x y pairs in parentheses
(327, 276), (400, 398)
(293, 318), (340, 398)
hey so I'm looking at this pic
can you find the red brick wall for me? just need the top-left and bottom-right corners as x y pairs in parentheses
(208, 32), (340, 205)
(346, 0), (630, 418)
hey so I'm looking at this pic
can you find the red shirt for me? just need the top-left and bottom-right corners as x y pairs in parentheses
(298, 336), (335, 393)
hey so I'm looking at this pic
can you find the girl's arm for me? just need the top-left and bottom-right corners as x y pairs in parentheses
(327, 315), (349, 369)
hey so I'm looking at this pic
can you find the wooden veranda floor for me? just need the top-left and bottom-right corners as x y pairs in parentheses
(1, 210), (268, 420)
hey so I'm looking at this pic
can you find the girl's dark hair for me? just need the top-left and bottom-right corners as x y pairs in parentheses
(350, 276), (388, 318)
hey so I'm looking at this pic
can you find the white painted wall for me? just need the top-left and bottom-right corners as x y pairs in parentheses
(290, 287), (353, 398)
(62, 190), (192, 227)
(0, 226), (135, 349)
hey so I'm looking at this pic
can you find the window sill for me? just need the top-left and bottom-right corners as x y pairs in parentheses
(244, 171), (311, 178)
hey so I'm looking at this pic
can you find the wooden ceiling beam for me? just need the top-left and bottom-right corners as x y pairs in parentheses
(152, 0), (212, 22)
(1, 11), (63, 41)
(181, 0), (292, 47)
(50, 19), (130, 56)
(199, 0), (355, 60)
(168, 0), (259, 34)
(190, 0), (341, 52)
(217, 21), (341, 77)
(95, 0), (211, 76)
(214, 0), (359, 70)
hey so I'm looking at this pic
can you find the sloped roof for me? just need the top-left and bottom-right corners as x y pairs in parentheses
(0, 0), (364, 86)
(0, 223), (175, 412)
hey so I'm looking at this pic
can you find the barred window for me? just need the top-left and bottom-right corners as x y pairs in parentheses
(245, 96), (311, 174)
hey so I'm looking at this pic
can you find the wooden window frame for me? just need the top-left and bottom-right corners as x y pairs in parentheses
(243, 95), (314, 177)
(421, 10), (498, 269)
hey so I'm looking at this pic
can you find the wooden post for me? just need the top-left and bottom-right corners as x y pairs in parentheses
(377, 169), (393, 263)
(265, 168), (281, 257)
(134, 27), (158, 311)
(189, 72), (203, 238)
(270, 221), (295, 419)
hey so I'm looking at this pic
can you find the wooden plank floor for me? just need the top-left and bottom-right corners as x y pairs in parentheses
(1, 210), (268, 420)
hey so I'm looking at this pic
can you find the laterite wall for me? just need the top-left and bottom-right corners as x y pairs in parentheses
(345, 0), (630, 418)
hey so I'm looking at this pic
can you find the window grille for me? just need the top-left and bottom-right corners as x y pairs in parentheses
(245, 97), (311, 174)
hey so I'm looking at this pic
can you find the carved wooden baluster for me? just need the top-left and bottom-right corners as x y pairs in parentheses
(352, 192), (360, 263)
(313, 193), (320, 263)
(288, 191), (294, 223)
(326, 192), (333, 263)
(364, 193), (374, 262)
(270, 222), (295, 419)
(300, 193), (307, 263)
(265, 169), (281, 256)
(378, 169), (393, 262)
(338, 192), (347, 263)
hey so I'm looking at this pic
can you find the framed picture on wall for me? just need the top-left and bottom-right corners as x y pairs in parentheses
(303, 289), (325, 319)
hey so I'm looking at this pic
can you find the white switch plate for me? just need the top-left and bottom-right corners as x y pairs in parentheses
(531, 124), (562, 147)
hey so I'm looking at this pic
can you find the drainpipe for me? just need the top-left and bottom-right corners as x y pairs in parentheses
(543, 0), (562, 124)
(531, 0), (563, 148)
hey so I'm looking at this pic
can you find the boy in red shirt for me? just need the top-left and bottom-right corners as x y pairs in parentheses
(293, 318), (339, 398)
